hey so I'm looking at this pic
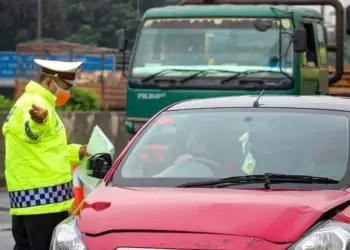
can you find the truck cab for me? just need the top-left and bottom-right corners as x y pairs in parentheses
(117, 0), (348, 136)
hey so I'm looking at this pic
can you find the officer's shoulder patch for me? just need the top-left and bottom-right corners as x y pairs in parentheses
(24, 121), (39, 140)
(5, 106), (16, 123)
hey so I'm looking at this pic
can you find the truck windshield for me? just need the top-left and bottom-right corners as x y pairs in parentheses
(131, 18), (294, 79)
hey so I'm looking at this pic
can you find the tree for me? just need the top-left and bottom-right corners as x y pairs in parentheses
(0, 0), (67, 50)
(64, 0), (137, 48)
(138, 0), (166, 13)
(0, 0), (172, 50)
(66, 25), (99, 46)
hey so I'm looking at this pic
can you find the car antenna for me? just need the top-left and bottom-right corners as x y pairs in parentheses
(253, 89), (265, 108)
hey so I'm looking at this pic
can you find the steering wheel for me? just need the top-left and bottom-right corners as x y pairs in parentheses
(187, 157), (226, 178)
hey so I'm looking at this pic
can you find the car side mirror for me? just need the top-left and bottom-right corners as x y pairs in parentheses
(87, 153), (113, 179)
(116, 29), (126, 51)
(293, 28), (307, 53)
(346, 5), (350, 35)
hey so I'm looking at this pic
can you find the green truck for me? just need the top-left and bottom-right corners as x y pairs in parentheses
(117, 0), (350, 136)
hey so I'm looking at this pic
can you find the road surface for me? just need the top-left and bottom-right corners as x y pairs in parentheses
(0, 191), (13, 249)
(0, 211), (12, 249)
(0, 188), (94, 249)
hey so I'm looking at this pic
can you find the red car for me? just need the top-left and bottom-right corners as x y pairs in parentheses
(50, 96), (350, 250)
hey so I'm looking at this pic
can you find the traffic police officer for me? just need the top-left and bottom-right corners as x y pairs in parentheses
(2, 59), (91, 250)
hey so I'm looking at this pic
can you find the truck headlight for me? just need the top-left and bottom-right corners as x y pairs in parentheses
(291, 221), (350, 250)
(50, 216), (87, 250)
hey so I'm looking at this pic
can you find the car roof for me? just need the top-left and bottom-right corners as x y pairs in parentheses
(167, 95), (350, 112)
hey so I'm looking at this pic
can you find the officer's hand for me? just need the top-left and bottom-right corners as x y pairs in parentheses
(29, 104), (48, 124)
(79, 144), (91, 158)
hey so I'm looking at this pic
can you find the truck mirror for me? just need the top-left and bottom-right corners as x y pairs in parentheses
(126, 20), (141, 30)
(124, 20), (141, 51)
(125, 20), (141, 40)
(293, 28), (307, 53)
(327, 43), (336, 52)
(346, 6), (350, 35)
(116, 29), (126, 51)
(253, 19), (272, 32)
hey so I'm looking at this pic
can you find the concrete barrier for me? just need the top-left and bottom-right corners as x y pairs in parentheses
(0, 112), (129, 187)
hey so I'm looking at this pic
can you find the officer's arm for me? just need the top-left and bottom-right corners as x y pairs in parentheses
(66, 144), (82, 165)
(22, 103), (51, 142)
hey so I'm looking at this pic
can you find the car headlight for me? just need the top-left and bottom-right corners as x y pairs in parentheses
(291, 220), (350, 250)
(50, 216), (87, 250)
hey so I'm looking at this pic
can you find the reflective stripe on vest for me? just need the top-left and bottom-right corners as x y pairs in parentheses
(9, 181), (73, 209)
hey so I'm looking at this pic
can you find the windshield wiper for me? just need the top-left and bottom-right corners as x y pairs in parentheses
(220, 69), (293, 85)
(140, 69), (202, 83)
(179, 69), (240, 84)
(177, 173), (339, 188)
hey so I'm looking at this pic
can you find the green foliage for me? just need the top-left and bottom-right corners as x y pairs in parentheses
(58, 87), (99, 111)
(66, 25), (99, 46)
(0, 95), (14, 112)
(64, 0), (138, 48)
(0, 0), (169, 50)
(0, 0), (67, 50)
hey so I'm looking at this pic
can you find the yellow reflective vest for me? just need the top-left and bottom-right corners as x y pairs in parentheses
(2, 81), (81, 215)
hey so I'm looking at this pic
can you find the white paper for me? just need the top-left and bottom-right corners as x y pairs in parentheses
(76, 125), (115, 192)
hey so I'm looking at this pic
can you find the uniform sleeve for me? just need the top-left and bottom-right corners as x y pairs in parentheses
(67, 143), (82, 165)
(3, 96), (53, 143)
(23, 112), (48, 141)
(21, 100), (52, 142)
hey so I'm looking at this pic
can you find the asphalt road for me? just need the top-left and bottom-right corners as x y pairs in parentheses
(0, 210), (13, 249)
(0, 188), (92, 250)
(0, 191), (13, 249)
(0, 189), (92, 249)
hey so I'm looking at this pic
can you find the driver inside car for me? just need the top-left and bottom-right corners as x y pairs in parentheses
(154, 130), (222, 178)
(173, 132), (210, 164)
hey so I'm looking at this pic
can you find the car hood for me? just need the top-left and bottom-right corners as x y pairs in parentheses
(76, 187), (350, 243)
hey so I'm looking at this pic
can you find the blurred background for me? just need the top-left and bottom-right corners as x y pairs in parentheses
(0, 0), (348, 106)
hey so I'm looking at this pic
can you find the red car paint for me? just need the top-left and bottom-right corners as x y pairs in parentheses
(82, 231), (291, 250)
(77, 105), (350, 250)
(76, 186), (350, 249)
(332, 193), (350, 223)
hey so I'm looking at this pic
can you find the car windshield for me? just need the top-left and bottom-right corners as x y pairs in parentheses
(113, 108), (350, 189)
(131, 18), (294, 78)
